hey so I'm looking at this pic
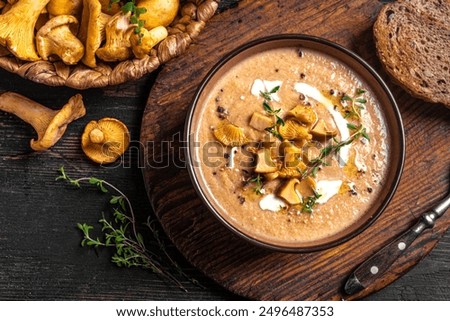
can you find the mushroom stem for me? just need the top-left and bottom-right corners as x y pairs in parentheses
(89, 128), (105, 144)
(0, 91), (86, 151)
(0, 92), (57, 135)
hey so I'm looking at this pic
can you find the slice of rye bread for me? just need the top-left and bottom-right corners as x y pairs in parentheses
(374, 0), (450, 107)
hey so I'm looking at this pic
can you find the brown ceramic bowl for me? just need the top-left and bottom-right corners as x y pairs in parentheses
(185, 34), (405, 252)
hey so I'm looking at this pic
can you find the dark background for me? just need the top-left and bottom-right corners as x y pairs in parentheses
(0, 0), (449, 300)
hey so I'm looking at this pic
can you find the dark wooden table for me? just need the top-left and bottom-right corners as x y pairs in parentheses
(0, 0), (449, 301)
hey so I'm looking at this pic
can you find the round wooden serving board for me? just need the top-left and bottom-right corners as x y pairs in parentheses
(140, 0), (450, 300)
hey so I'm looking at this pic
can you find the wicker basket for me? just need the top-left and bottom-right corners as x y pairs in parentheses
(0, 0), (219, 89)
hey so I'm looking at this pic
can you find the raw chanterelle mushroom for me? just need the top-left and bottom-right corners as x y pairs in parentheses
(130, 26), (168, 59)
(36, 15), (85, 65)
(78, 0), (111, 68)
(81, 118), (130, 164)
(0, 0), (50, 61)
(96, 12), (135, 62)
(0, 92), (86, 151)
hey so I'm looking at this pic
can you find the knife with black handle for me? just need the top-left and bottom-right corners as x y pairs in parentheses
(344, 192), (450, 295)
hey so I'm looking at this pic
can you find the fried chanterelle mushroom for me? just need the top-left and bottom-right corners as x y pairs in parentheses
(0, 0), (50, 61)
(0, 92), (86, 151)
(81, 118), (130, 164)
(36, 15), (84, 65)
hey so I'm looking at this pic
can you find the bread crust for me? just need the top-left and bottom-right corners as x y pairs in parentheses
(374, 0), (450, 107)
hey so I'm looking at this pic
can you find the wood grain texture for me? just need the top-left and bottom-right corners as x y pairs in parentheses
(0, 0), (448, 301)
(141, 0), (450, 300)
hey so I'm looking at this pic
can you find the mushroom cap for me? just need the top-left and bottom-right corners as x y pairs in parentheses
(31, 94), (86, 151)
(0, 0), (50, 61)
(81, 117), (130, 164)
(47, 0), (83, 17)
(37, 15), (79, 38)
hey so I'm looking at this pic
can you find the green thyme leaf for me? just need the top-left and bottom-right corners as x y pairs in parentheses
(130, 15), (138, 24)
(265, 126), (283, 141)
(276, 115), (285, 126)
(115, 1), (147, 41)
(356, 88), (366, 95)
(361, 129), (370, 141)
(263, 101), (272, 113)
(340, 88), (368, 120)
(135, 6), (147, 15)
(270, 86), (280, 93)
(355, 98), (367, 104)
(260, 91), (272, 101)
(121, 2), (134, 13)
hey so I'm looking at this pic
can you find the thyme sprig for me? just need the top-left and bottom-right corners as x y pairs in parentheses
(341, 88), (367, 120)
(302, 123), (370, 180)
(260, 86), (285, 140)
(110, 0), (147, 43)
(56, 166), (196, 291)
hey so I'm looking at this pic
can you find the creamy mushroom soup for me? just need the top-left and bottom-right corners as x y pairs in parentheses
(190, 47), (390, 244)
